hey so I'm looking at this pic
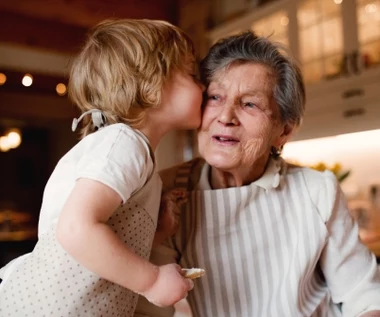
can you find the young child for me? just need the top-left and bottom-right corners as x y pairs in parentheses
(0, 18), (203, 316)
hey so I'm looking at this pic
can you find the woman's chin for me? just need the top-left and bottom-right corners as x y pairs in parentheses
(204, 153), (238, 171)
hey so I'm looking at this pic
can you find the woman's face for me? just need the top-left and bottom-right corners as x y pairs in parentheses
(198, 62), (290, 172)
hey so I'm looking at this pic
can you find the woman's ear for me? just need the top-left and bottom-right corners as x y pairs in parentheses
(282, 123), (294, 138)
(274, 123), (294, 148)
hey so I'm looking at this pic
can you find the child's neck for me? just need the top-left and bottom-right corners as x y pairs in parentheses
(137, 123), (170, 152)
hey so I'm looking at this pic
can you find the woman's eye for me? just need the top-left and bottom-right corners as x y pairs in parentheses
(244, 102), (256, 108)
(208, 95), (219, 101)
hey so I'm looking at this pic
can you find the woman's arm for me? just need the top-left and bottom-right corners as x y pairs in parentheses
(317, 172), (380, 315)
(360, 311), (380, 316)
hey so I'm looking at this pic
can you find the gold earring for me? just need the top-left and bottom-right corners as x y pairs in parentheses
(270, 146), (282, 157)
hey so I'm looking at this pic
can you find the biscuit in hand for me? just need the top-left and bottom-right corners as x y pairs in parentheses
(181, 268), (205, 279)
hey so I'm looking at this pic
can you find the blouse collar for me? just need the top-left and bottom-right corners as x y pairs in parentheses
(198, 156), (285, 191)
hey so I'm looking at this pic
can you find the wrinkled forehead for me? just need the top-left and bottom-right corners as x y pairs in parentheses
(208, 62), (276, 92)
(214, 60), (273, 77)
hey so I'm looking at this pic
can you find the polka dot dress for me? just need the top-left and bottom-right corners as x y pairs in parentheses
(0, 199), (156, 317)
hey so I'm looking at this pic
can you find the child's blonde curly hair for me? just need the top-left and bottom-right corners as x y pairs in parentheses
(68, 19), (195, 138)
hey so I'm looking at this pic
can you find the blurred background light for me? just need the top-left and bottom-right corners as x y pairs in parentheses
(0, 128), (22, 152)
(7, 129), (22, 149)
(22, 74), (33, 87)
(0, 73), (6, 85)
(56, 83), (67, 96)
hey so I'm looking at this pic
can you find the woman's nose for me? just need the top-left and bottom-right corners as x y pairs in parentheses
(217, 105), (239, 126)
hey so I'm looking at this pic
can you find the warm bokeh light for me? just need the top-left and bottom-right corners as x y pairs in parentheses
(7, 129), (22, 149)
(365, 3), (377, 13)
(334, 0), (343, 4)
(0, 136), (11, 152)
(0, 128), (22, 152)
(0, 73), (6, 85)
(56, 83), (67, 96)
(22, 74), (33, 87)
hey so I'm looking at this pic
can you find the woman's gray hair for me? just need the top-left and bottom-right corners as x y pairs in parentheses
(200, 31), (305, 126)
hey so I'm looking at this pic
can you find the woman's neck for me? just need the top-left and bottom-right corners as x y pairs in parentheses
(210, 155), (270, 189)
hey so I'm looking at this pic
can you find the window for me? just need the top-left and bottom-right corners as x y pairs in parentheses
(251, 10), (289, 46)
(298, 0), (344, 83)
(357, 0), (380, 68)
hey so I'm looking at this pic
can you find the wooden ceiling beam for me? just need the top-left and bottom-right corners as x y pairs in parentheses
(0, 11), (87, 54)
(0, 0), (178, 28)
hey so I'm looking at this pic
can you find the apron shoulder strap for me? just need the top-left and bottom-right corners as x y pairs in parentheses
(174, 157), (205, 190)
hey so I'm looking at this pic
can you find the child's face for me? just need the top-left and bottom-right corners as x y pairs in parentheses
(160, 60), (204, 130)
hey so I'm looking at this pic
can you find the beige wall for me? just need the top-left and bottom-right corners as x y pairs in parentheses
(283, 129), (380, 201)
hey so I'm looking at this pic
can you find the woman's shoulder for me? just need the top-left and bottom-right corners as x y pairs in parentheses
(286, 162), (337, 185)
(285, 162), (340, 222)
(285, 162), (339, 202)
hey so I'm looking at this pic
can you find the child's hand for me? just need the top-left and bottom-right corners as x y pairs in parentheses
(154, 188), (188, 246)
(141, 263), (194, 307)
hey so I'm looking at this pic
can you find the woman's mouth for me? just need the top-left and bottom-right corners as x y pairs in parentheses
(212, 135), (239, 145)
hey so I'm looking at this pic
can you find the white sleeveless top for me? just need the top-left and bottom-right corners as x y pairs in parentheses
(0, 124), (162, 316)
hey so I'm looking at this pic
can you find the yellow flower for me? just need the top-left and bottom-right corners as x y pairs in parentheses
(314, 162), (326, 171)
(331, 163), (342, 174)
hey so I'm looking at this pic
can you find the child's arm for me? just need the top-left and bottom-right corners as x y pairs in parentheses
(56, 178), (193, 307)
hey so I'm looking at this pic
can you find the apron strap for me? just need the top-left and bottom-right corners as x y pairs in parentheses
(174, 157), (205, 190)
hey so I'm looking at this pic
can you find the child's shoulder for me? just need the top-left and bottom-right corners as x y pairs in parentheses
(65, 123), (149, 163)
(99, 123), (139, 140)
(81, 123), (143, 147)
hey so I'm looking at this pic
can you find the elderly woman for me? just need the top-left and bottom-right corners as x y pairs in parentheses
(135, 32), (380, 317)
